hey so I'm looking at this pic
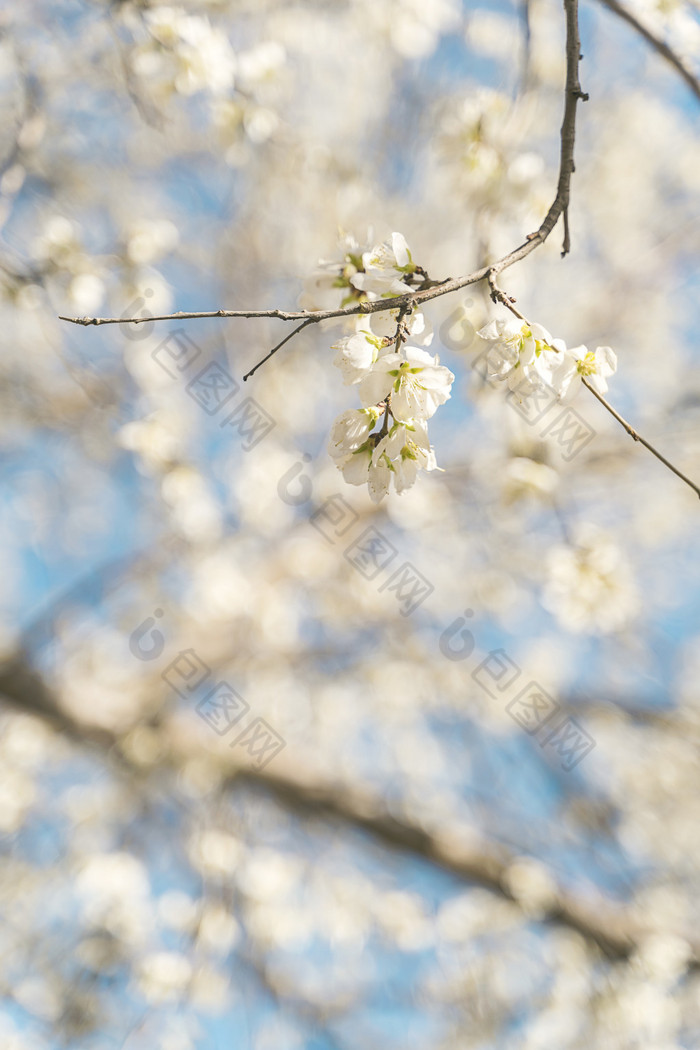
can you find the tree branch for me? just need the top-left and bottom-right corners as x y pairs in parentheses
(518, 0), (587, 258)
(1, 648), (699, 967)
(227, 762), (700, 965)
(596, 0), (700, 104)
(581, 378), (700, 498)
(58, 1), (588, 358)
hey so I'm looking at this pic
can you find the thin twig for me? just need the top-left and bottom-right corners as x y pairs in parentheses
(581, 378), (700, 499)
(59, 1), (588, 347)
(487, 270), (526, 319)
(597, 0), (700, 103)
(242, 317), (314, 381)
(58, 306), (331, 326)
(512, 0), (587, 259)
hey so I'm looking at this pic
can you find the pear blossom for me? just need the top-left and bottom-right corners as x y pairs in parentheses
(350, 270), (414, 301)
(477, 318), (618, 401)
(236, 41), (286, 91)
(358, 347), (454, 421)
(477, 318), (565, 394)
(320, 231), (452, 499)
(350, 232), (419, 300)
(327, 408), (380, 458)
(335, 443), (392, 503)
(300, 232), (369, 312)
(331, 331), (388, 385)
(553, 344), (618, 397)
(364, 231), (413, 272)
(372, 421), (439, 494)
(175, 19), (236, 96)
(355, 307), (433, 347)
(503, 457), (559, 503)
(301, 230), (431, 323)
(531, 339), (574, 394)
(144, 8), (236, 96)
(542, 526), (638, 633)
(333, 420), (439, 502)
(333, 311), (434, 386)
(300, 265), (354, 313)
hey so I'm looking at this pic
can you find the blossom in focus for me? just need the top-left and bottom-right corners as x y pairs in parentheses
(350, 232), (418, 300)
(335, 443), (392, 503)
(321, 230), (451, 500)
(358, 347), (454, 421)
(355, 307), (433, 347)
(372, 421), (439, 495)
(477, 317), (563, 394)
(327, 408), (380, 458)
(300, 231), (369, 312)
(331, 331), (388, 385)
(476, 318), (617, 401)
(334, 419), (439, 502)
(553, 344), (618, 397)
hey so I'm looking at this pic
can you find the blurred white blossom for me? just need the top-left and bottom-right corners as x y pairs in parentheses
(543, 527), (639, 633)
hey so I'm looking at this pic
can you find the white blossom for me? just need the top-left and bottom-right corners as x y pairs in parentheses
(335, 443), (392, 503)
(477, 317), (564, 394)
(358, 347), (454, 421)
(236, 41), (285, 90)
(299, 232), (369, 312)
(137, 951), (192, 1003)
(144, 8), (236, 96)
(553, 344), (618, 397)
(542, 527), (639, 633)
(327, 408), (380, 458)
(350, 232), (418, 300)
(356, 307), (433, 347)
(333, 419), (439, 502)
(477, 318), (617, 401)
(372, 421), (439, 495)
(331, 331), (388, 385)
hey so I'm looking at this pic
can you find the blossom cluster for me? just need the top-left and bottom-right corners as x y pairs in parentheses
(130, 8), (285, 152)
(300, 230), (427, 314)
(476, 318), (617, 401)
(306, 233), (618, 501)
(305, 232), (454, 502)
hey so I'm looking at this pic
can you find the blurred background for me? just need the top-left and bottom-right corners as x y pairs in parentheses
(1, 0), (700, 1046)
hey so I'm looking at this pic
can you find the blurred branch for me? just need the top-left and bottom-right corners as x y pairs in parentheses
(596, 0), (700, 103)
(19, 540), (182, 661)
(107, 18), (165, 131)
(558, 692), (700, 735)
(519, 0), (533, 91)
(0, 651), (115, 751)
(2, 645), (699, 966)
(229, 763), (700, 965)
